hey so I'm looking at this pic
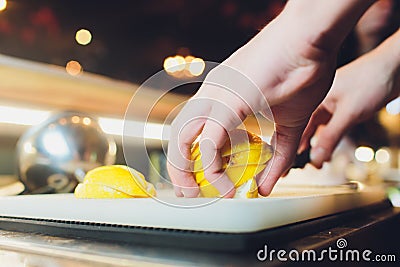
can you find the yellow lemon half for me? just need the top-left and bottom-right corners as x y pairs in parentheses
(74, 165), (156, 198)
(191, 129), (272, 198)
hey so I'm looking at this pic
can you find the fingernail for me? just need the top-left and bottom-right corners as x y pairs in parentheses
(310, 147), (327, 165)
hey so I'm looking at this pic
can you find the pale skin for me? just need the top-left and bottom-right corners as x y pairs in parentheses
(301, 29), (400, 168)
(355, 0), (397, 54)
(167, 0), (378, 198)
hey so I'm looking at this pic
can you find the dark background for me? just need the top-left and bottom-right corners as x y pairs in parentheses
(0, 0), (285, 86)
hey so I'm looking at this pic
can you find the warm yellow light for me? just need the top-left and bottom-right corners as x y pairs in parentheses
(355, 146), (374, 162)
(66, 60), (82, 76)
(75, 29), (92, 45)
(375, 148), (390, 164)
(175, 56), (186, 71)
(0, 0), (7, 12)
(163, 55), (186, 73)
(82, 117), (91, 125)
(163, 57), (176, 73)
(164, 55), (206, 78)
(188, 58), (205, 76)
(71, 116), (80, 124)
(184, 55), (195, 63)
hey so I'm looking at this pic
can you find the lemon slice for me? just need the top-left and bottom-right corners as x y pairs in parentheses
(191, 129), (272, 198)
(74, 165), (156, 198)
(74, 183), (133, 198)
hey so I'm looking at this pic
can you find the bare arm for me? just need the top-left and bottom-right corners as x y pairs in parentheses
(168, 0), (377, 198)
(283, 0), (376, 52)
(301, 29), (400, 168)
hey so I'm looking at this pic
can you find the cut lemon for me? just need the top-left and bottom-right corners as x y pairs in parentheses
(191, 129), (272, 198)
(74, 165), (156, 198)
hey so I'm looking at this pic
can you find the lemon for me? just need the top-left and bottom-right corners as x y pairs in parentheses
(74, 165), (156, 198)
(191, 129), (272, 198)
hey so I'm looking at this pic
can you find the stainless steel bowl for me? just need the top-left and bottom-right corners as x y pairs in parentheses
(16, 111), (116, 194)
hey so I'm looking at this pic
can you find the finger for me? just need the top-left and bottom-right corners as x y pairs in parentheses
(310, 105), (356, 168)
(257, 124), (305, 196)
(199, 104), (247, 198)
(298, 106), (332, 153)
(167, 161), (199, 197)
(199, 122), (233, 198)
(167, 99), (210, 197)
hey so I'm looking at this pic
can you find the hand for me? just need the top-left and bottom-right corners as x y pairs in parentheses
(167, 0), (376, 198)
(300, 34), (400, 168)
(167, 19), (336, 198)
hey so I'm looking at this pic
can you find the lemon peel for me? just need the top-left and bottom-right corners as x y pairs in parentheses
(74, 165), (156, 198)
(191, 129), (272, 198)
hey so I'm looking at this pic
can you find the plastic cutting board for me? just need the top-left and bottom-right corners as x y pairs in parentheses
(0, 185), (386, 233)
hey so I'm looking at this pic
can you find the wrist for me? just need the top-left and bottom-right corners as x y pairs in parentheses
(371, 30), (400, 98)
(280, 0), (376, 53)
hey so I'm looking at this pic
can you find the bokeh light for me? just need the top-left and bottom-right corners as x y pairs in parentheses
(71, 116), (80, 124)
(65, 60), (82, 76)
(174, 56), (186, 71)
(375, 148), (390, 164)
(75, 29), (92, 45)
(163, 55), (205, 77)
(82, 117), (92, 126)
(163, 56), (177, 73)
(163, 55), (186, 73)
(355, 146), (374, 162)
(188, 58), (205, 76)
(0, 0), (7, 12)
(184, 55), (195, 63)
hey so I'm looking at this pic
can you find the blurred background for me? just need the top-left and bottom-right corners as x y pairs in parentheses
(0, 0), (285, 87)
(0, 0), (399, 193)
(0, 0), (286, 184)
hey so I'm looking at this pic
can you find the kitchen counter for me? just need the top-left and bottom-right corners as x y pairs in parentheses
(0, 200), (399, 267)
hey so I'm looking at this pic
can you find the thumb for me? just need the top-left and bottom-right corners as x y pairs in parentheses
(310, 105), (355, 168)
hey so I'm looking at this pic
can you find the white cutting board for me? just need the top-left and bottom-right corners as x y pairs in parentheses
(0, 185), (386, 233)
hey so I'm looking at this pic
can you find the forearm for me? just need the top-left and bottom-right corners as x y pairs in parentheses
(377, 29), (400, 98)
(279, 0), (376, 53)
